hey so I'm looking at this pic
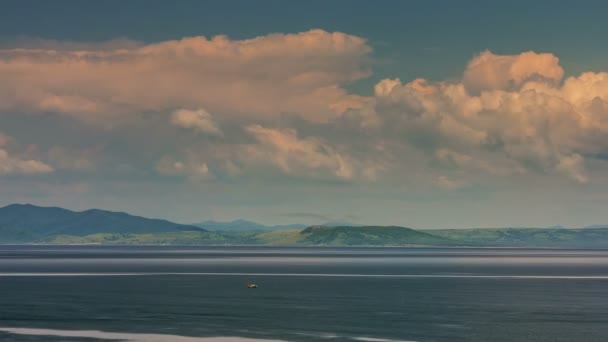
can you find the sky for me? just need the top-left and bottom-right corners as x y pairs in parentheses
(2, 0), (608, 228)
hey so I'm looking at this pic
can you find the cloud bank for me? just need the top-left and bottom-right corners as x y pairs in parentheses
(0, 29), (370, 123)
(1, 31), (608, 190)
(368, 50), (608, 184)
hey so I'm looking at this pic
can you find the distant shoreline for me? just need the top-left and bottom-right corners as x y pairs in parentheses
(2, 243), (607, 250)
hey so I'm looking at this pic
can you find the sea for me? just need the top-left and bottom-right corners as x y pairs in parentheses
(0, 246), (606, 342)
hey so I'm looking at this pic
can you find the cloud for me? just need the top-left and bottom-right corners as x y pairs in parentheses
(0, 29), (371, 123)
(278, 212), (332, 221)
(434, 148), (525, 176)
(0, 149), (53, 175)
(556, 154), (588, 183)
(150, 50), (606, 184)
(0, 133), (10, 147)
(367, 50), (608, 183)
(154, 124), (384, 182)
(435, 175), (468, 190)
(4, 34), (608, 188)
(0, 132), (53, 175)
(47, 146), (95, 171)
(156, 156), (213, 180)
(463, 50), (564, 93)
(171, 108), (223, 136)
(242, 124), (373, 180)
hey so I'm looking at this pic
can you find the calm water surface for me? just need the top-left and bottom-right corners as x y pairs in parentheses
(0, 246), (606, 341)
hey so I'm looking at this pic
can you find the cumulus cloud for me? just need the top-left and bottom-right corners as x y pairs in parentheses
(434, 148), (525, 176)
(0, 149), (53, 175)
(435, 175), (468, 190)
(150, 50), (608, 184)
(171, 108), (223, 136)
(242, 125), (356, 180)
(155, 124), (384, 182)
(156, 156), (213, 180)
(0, 132), (53, 175)
(556, 154), (588, 183)
(4, 33), (608, 187)
(463, 50), (564, 93)
(367, 50), (608, 183)
(0, 29), (371, 123)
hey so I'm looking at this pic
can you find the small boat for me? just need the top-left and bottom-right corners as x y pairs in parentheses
(246, 283), (258, 288)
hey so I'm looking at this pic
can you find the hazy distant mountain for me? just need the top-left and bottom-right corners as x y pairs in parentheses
(583, 224), (608, 229)
(0, 204), (204, 242)
(193, 219), (322, 232)
(6, 203), (608, 248)
(318, 221), (362, 228)
(193, 220), (265, 232)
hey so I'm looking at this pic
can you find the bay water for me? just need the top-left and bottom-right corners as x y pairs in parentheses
(0, 246), (606, 341)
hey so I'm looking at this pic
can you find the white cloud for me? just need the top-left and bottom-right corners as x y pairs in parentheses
(0, 149), (53, 175)
(155, 124), (384, 182)
(435, 175), (468, 190)
(156, 156), (213, 180)
(367, 50), (608, 183)
(5, 34), (608, 188)
(242, 124), (356, 180)
(171, 108), (223, 136)
(0, 132), (53, 175)
(150, 50), (608, 184)
(0, 29), (371, 123)
(463, 50), (564, 93)
(556, 154), (588, 183)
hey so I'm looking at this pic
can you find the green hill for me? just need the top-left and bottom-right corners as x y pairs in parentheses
(297, 225), (458, 246)
(425, 227), (608, 247)
(39, 226), (458, 246)
(39, 226), (608, 247)
(44, 231), (258, 245)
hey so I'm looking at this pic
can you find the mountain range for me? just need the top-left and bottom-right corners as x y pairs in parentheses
(192, 220), (360, 232)
(2, 204), (608, 247)
(0, 204), (204, 242)
(192, 220), (306, 232)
